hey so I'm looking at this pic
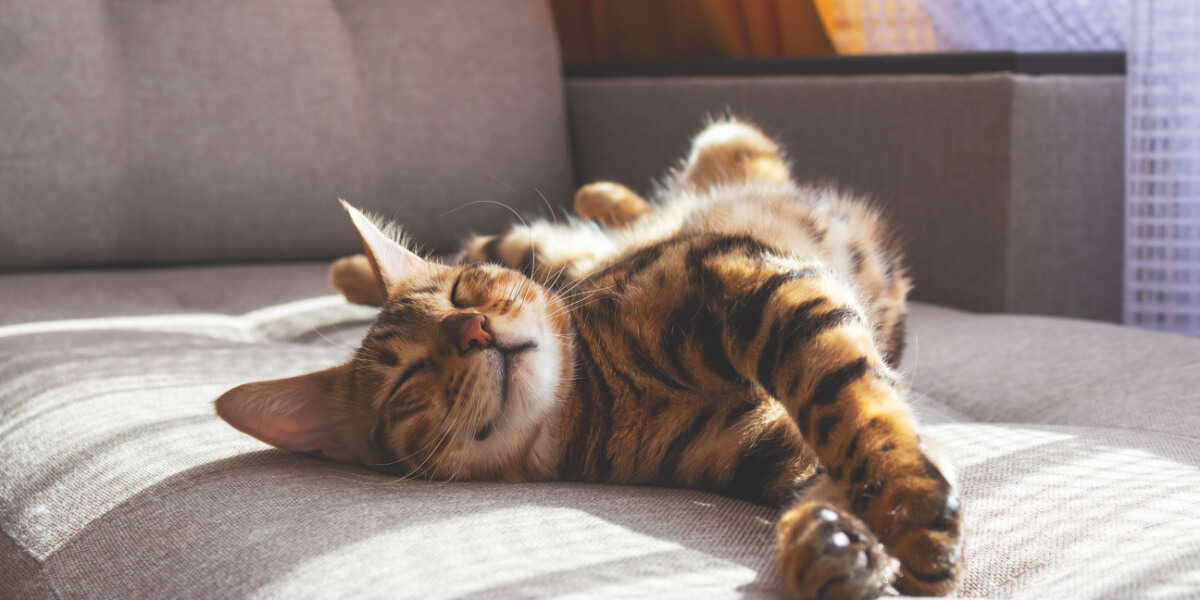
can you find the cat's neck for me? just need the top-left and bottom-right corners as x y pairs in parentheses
(549, 313), (608, 482)
(519, 278), (611, 482)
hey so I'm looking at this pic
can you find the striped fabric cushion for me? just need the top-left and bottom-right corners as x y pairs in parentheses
(2, 266), (1199, 599)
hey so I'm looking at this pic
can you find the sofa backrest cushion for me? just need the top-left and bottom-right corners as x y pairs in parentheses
(0, 0), (573, 269)
(565, 73), (1124, 322)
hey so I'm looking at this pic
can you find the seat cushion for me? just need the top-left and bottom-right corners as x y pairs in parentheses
(2, 265), (1199, 599)
(894, 306), (1200, 598)
(0, 262), (333, 326)
(0, 0), (573, 269)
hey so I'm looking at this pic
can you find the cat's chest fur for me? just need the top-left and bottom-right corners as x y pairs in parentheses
(554, 233), (818, 491)
(550, 184), (902, 489)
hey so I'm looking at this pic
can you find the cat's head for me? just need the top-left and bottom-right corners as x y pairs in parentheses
(216, 203), (573, 480)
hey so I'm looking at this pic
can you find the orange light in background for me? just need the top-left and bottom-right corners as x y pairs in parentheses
(814, 0), (938, 54)
(549, 0), (837, 61)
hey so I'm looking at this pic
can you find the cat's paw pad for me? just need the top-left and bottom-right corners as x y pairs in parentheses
(868, 473), (963, 595)
(777, 503), (893, 600)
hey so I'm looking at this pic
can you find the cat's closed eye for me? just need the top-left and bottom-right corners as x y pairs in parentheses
(387, 359), (428, 402)
(449, 274), (470, 308)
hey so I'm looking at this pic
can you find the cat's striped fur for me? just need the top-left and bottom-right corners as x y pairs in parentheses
(217, 119), (962, 600)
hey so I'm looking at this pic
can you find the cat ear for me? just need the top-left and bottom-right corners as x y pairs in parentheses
(340, 200), (427, 300)
(215, 365), (359, 463)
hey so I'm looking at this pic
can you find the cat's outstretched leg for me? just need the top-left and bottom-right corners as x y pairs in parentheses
(678, 117), (913, 365)
(695, 251), (962, 596)
(575, 222), (959, 594)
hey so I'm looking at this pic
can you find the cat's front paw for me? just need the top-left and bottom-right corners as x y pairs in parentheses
(777, 502), (894, 600)
(858, 460), (963, 596)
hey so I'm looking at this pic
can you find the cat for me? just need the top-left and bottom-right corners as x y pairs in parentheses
(216, 119), (962, 599)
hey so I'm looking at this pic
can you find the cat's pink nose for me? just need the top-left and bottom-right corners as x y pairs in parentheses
(459, 314), (492, 352)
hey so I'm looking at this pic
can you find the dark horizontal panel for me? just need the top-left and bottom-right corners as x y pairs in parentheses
(564, 52), (1126, 79)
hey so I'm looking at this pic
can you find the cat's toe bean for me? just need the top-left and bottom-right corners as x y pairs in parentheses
(872, 479), (963, 596)
(777, 503), (892, 600)
(890, 528), (961, 595)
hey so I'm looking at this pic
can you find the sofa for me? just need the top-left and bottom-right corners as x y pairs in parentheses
(3, 1), (1197, 599)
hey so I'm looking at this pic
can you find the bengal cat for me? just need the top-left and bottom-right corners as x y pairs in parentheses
(216, 119), (963, 599)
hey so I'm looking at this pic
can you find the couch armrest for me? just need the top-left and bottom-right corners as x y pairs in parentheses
(565, 69), (1124, 322)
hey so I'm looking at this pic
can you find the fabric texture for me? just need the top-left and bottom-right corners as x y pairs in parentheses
(0, 0), (574, 270)
(565, 73), (1125, 323)
(2, 265), (1200, 599)
(1007, 75), (1125, 321)
(0, 262), (332, 326)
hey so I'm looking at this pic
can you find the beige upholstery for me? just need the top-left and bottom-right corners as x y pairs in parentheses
(1, 265), (1198, 599)
(1, 2), (1179, 598)
(0, 0), (573, 269)
(566, 74), (1125, 323)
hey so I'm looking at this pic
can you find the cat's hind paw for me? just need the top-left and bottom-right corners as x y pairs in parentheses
(573, 181), (651, 228)
(777, 502), (895, 600)
(329, 254), (385, 306)
(681, 118), (792, 190)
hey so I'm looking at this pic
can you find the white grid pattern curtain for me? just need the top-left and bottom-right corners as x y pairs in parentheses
(856, 0), (1127, 53)
(857, 0), (1200, 336)
(921, 0), (1127, 51)
(1125, 0), (1200, 335)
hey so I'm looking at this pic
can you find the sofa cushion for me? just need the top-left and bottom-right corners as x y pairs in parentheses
(1, 265), (1198, 599)
(565, 74), (1125, 323)
(0, 0), (573, 270)
(0, 263), (333, 326)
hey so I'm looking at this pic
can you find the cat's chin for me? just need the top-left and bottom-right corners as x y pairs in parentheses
(462, 331), (564, 475)
(473, 342), (537, 411)
(482, 338), (545, 416)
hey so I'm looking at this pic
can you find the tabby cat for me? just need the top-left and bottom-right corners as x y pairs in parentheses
(216, 119), (963, 599)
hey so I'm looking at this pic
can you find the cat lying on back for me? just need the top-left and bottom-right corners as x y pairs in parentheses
(216, 119), (962, 599)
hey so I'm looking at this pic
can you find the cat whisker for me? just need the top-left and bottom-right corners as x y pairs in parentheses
(442, 199), (528, 224)
(370, 398), (454, 468)
(555, 277), (604, 304)
(556, 286), (612, 304)
(534, 187), (560, 227)
(553, 272), (592, 298)
(447, 427), (473, 483)
(309, 326), (359, 353)
(483, 173), (520, 200)
(449, 381), (489, 482)
(441, 196), (538, 294)
(545, 287), (614, 320)
(905, 332), (920, 390)
(544, 261), (569, 287)
(557, 282), (612, 299)
(402, 414), (459, 481)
